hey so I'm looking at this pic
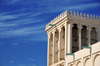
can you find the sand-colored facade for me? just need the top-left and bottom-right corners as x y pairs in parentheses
(45, 11), (100, 66)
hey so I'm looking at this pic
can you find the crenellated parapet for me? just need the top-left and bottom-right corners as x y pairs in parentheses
(46, 10), (100, 30)
(46, 11), (69, 28)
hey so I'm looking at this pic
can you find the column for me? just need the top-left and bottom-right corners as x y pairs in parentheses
(65, 22), (68, 57)
(53, 31), (55, 64)
(58, 28), (62, 61)
(67, 22), (72, 53)
(78, 24), (82, 50)
(87, 26), (92, 46)
(97, 27), (100, 41)
(47, 34), (50, 66)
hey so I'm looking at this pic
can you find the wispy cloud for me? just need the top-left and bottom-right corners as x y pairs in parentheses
(12, 43), (19, 46)
(17, 64), (25, 66)
(8, 0), (22, 4)
(17, 64), (37, 66)
(0, 14), (17, 20)
(0, 23), (17, 27)
(9, 61), (14, 64)
(0, 9), (46, 39)
(66, 3), (100, 10)
(32, 64), (37, 66)
(0, 24), (45, 38)
(43, 2), (100, 13)
(26, 57), (35, 61)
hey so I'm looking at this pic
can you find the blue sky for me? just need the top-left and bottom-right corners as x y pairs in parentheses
(0, 0), (100, 66)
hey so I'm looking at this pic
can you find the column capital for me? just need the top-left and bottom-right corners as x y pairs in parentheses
(68, 22), (73, 28)
(47, 32), (52, 36)
(77, 24), (82, 29)
(48, 35), (51, 40)
(94, 27), (98, 32)
(87, 26), (92, 31)
(59, 28), (62, 33)
(52, 30), (56, 35)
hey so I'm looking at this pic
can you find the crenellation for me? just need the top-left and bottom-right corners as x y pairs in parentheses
(67, 10), (69, 15)
(58, 16), (59, 21)
(62, 12), (64, 18)
(84, 13), (86, 19)
(46, 10), (100, 29)
(56, 16), (58, 21)
(54, 18), (56, 23)
(90, 14), (92, 20)
(96, 15), (98, 20)
(93, 15), (95, 20)
(87, 14), (89, 19)
(70, 11), (73, 16)
(55, 17), (57, 22)
(77, 11), (79, 17)
(59, 14), (61, 19)
(74, 11), (76, 17)
(60, 13), (62, 19)
(64, 11), (66, 17)
(80, 12), (83, 18)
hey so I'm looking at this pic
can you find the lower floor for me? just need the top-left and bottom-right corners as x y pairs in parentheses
(50, 42), (100, 66)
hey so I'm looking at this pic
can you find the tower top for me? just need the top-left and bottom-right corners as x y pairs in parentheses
(45, 10), (100, 31)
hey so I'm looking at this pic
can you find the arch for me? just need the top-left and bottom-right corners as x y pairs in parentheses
(84, 58), (90, 66)
(91, 27), (97, 45)
(93, 54), (100, 66)
(49, 33), (53, 65)
(54, 29), (59, 63)
(72, 24), (79, 53)
(60, 27), (65, 60)
(76, 61), (81, 66)
(81, 25), (88, 47)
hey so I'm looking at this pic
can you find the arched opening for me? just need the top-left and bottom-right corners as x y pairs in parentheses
(72, 24), (79, 53)
(60, 27), (65, 60)
(84, 58), (90, 66)
(76, 61), (81, 66)
(49, 34), (53, 65)
(81, 25), (88, 47)
(54, 30), (59, 63)
(93, 54), (100, 66)
(91, 27), (97, 45)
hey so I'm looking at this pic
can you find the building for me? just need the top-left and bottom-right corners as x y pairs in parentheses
(45, 11), (100, 66)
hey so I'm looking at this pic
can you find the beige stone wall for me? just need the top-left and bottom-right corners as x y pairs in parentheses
(66, 42), (100, 66)
(46, 11), (100, 66)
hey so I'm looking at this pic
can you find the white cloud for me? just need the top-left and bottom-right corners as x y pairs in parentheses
(26, 57), (35, 61)
(12, 43), (18, 46)
(0, 15), (17, 20)
(67, 3), (100, 10)
(17, 64), (37, 66)
(0, 23), (17, 27)
(17, 64), (25, 66)
(0, 25), (45, 38)
(9, 61), (14, 64)
(8, 0), (21, 4)
(32, 64), (37, 66)
(44, 3), (100, 13)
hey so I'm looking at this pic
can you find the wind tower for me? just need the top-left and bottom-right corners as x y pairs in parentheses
(45, 10), (100, 66)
